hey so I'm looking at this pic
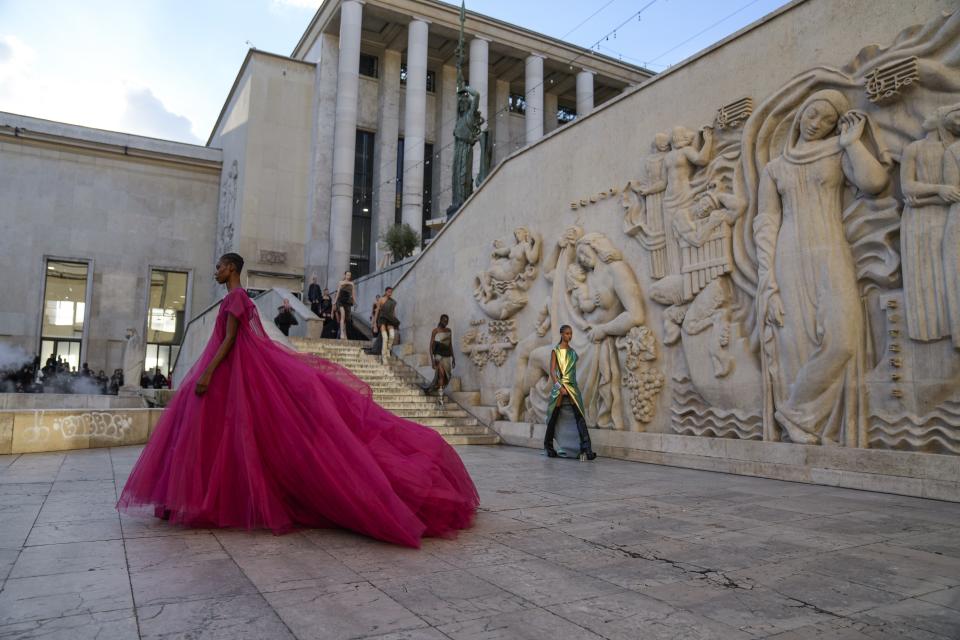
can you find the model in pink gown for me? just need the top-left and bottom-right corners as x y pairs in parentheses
(118, 256), (478, 548)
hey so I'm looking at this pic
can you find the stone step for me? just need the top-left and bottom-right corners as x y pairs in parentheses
(450, 391), (481, 407)
(379, 407), (471, 418)
(422, 425), (490, 436)
(441, 434), (500, 446)
(413, 417), (480, 427)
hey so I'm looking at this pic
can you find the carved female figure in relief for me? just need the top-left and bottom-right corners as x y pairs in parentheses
(754, 90), (888, 446)
(901, 104), (960, 344)
(662, 126), (714, 275)
(943, 120), (960, 350)
(624, 133), (671, 279)
(529, 232), (645, 430)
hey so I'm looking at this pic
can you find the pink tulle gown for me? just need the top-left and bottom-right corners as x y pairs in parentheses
(117, 288), (479, 548)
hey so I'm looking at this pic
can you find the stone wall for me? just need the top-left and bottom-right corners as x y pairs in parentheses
(208, 52), (315, 294)
(0, 112), (220, 372)
(372, 0), (960, 478)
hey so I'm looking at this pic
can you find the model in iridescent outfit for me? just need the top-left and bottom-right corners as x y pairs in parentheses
(543, 325), (597, 460)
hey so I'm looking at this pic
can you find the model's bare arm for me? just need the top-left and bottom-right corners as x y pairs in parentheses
(195, 314), (239, 396)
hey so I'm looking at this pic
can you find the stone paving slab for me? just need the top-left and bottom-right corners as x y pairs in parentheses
(0, 445), (959, 639)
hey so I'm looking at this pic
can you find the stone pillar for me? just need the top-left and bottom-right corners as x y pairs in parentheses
(576, 69), (594, 118)
(544, 92), (558, 134)
(437, 64), (457, 215)
(306, 32), (339, 287)
(469, 37), (489, 176)
(525, 54), (544, 144)
(328, 0), (364, 281)
(372, 49), (401, 270)
(401, 18), (429, 238)
(493, 78), (511, 164)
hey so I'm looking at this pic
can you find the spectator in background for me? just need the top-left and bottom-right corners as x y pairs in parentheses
(110, 369), (124, 395)
(320, 289), (338, 339)
(307, 274), (322, 316)
(152, 368), (168, 389)
(274, 299), (299, 337)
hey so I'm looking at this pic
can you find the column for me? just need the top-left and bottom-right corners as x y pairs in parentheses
(327, 0), (364, 281)
(525, 54), (544, 144)
(371, 49), (401, 270)
(306, 33), (339, 286)
(493, 78), (511, 163)
(401, 18), (429, 237)
(469, 37), (489, 176)
(576, 69), (594, 117)
(437, 64), (457, 215)
(544, 92), (558, 134)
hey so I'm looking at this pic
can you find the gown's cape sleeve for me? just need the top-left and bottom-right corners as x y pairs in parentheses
(221, 290), (251, 319)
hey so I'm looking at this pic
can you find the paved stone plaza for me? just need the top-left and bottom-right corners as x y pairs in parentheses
(0, 445), (958, 639)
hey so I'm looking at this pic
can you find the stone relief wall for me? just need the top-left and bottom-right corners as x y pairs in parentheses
(393, 3), (960, 457)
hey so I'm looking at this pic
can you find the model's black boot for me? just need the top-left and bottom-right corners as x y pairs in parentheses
(544, 409), (560, 458)
(573, 409), (596, 460)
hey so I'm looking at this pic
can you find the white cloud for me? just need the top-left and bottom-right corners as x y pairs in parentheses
(118, 86), (200, 144)
(0, 34), (200, 144)
(271, 0), (321, 9)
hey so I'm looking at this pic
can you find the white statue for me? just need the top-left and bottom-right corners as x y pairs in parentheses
(502, 229), (648, 430)
(121, 327), (144, 390)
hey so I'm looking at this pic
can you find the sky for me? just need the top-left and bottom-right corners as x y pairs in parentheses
(0, 0), (791, 145)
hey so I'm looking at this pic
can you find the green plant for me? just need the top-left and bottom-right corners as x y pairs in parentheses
(382, 223), (420, 260)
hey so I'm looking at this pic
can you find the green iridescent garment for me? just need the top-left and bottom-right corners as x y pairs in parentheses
(547, 346), (586, 418)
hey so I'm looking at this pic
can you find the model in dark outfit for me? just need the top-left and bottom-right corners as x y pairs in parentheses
(334, 272), (355, 340)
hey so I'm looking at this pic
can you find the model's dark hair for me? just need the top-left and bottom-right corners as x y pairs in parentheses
(559, 324), (572, 334)
(439, 314), (449, 323)
(220, 253), (244, 273)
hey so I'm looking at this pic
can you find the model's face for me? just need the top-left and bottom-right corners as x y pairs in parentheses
(654, 134), (670, 151)
(384, 289), (392, 298)
(214, 260), (231, 284)
(345, 272), (352, 281)
(515, 229), (527, 242)
(576, 245), (596, 269)
(439, 317), (448, 328)
(799, 101), (839, 141)
(560, 327), (573, 342)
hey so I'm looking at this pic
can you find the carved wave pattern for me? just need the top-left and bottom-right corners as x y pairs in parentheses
(869, 402), (960, 455)
(670, 377), (762, 440)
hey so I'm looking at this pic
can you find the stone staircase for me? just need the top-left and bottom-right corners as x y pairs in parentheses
(289, 338), (500, 446)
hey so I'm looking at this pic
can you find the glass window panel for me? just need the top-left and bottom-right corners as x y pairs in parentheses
(42, 260), (88, 343)
(147, 269), (189, 344)
(359, 53), (379, 78)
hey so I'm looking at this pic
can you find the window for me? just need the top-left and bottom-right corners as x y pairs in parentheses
(351, 130), (376, 278)
(395, 138), (434, 245)
(399, 64), (436, 93)
(508, 93), (526, 114)
(558, 104), (577, 124)
(145, 269), (188, 380)
(40, 260), (89, 372)
(359, 53), (379, 79)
